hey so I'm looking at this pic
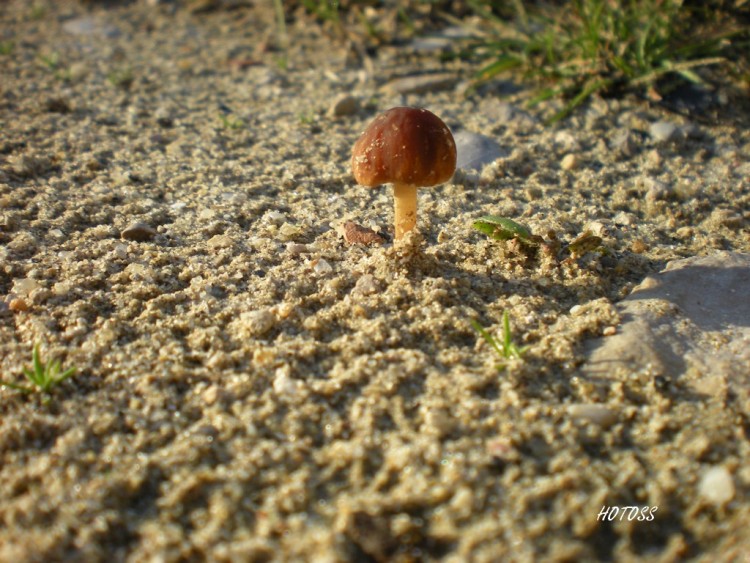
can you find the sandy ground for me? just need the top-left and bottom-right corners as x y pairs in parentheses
(1, 1), (749, 561)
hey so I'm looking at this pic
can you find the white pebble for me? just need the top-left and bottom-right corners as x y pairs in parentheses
(265, 210), (286, 224)
(279, 222), (301, 240)
(560, 153), (579, 171)
(238, 309), (276, 337)
(313, 259), (333, 275)
(273, 366), (298, 397)
(13, 278), (40, 296)
(586, 221), (610, 238)
(353, 274), (379, 296)
(699, 466), (735, 506)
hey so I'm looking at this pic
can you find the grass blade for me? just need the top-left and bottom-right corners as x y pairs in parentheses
(0, 380), (33, 393)
(470, 319), (505, 359)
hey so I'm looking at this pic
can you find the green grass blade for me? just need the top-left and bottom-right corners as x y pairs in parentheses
(527, 86), (563, 107)
(23, 366), (43, 387)
(0, 380), (33, 393)
(476, 55), (523, 80)
(502, 311), (512, 354)
(53, 367), (77, 386)
(546, 77), (611, 124)
(470, 320), (505, 359)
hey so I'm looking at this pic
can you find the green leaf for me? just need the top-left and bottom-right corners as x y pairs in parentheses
(472, 216), (534, 242)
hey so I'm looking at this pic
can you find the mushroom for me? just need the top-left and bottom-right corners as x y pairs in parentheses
(351, 107), (457, 240)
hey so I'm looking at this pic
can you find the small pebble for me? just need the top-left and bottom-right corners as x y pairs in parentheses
(553, 131), (580, 153)
(644, 178), (674, 202)
(646, 149), (663, 169)
(328, 94), (359, 118)
(650, 121), (678, 143)
(611, 129), (636, 158)
(278, 223), (302, 240)
(238, 309), (275, 337)
(454, 131), (505, 172)
(567, 403), (618, 428)
(613, 212), (637, 227)
(699, 466), (735, 506)
(13, 278), (40, 296)
(560, 153), (579, 171)
(207, 234), (233, 249)
(202, 385), (223, 406)
(273, 366), (300, 397)
(586, 221), (610, 238)
(121, 222), (156, 242)
(265, 210), (286, 224)
(353, 274), (379, 296)
(381, 73), (458, 95)
(63, 17), (121, 38)
(313, 258), (333, 275)
(286, 242), (311, 255)
(9, 298), (29, 312)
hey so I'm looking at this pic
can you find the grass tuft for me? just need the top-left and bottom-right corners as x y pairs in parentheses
(471, 311), (529, 371)
(0, 344), (77, 395)
(218, 113), (246, 130)
(107, 67), (134, 90)
(463, 0), (747, 122)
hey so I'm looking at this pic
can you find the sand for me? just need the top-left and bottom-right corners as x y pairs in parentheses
(1, 1), (749, 561)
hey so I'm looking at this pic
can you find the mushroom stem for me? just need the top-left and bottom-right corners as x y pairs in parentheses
(393, 183), (418, 240)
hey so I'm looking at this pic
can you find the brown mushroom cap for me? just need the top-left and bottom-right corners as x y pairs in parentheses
(351, 107), (457, 188)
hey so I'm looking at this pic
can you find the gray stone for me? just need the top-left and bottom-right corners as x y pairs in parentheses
(121, 222), (157, 242)
(582, 252), (750, 403)
(611, 129), (637, 158)
(644, 177), (674, 202)
(567, 403), (618, 428)
(409, 27), (472, 53)
(328, 94), (359, 118)
(649, 120), (678, 143)
(380, 73), (458, 95)
(454, 131), (506, 172)
(62, 17), (121, 39)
